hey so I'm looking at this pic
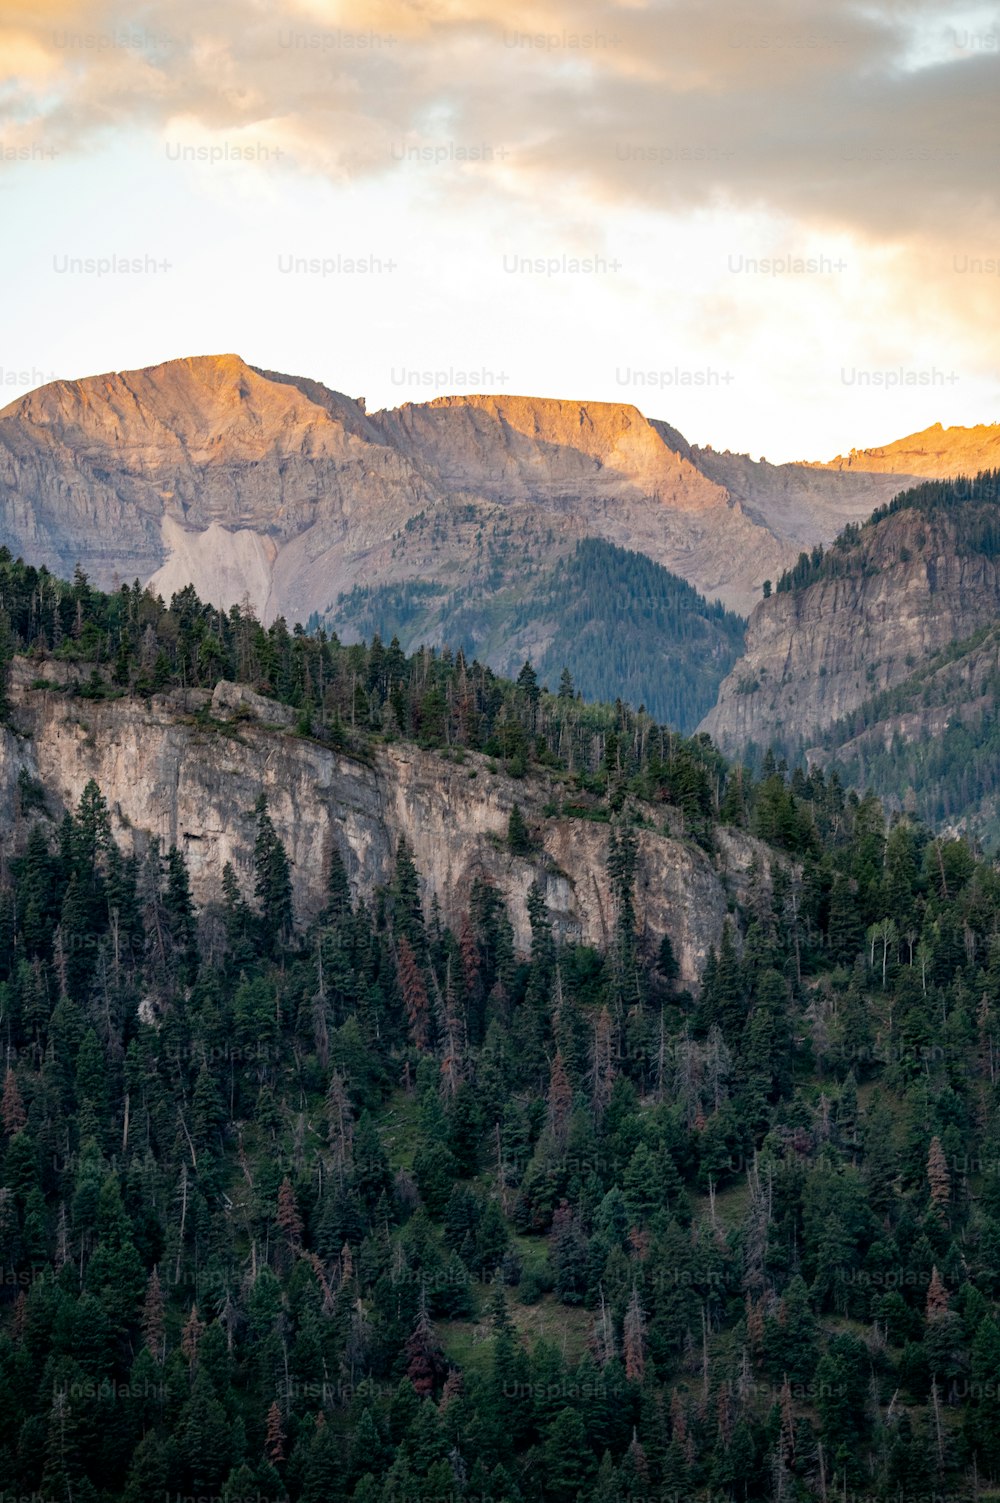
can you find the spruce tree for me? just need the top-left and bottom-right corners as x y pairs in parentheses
(506, 802), (532, 855)
(253, 793), (293, 949)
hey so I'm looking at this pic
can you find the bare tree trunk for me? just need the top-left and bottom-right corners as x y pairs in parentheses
(701, 1304), (709, 1401)
(931, 1377), (944, 1467)
(174, 1163), (188, 1284)
(495, 1122), (509, 1214)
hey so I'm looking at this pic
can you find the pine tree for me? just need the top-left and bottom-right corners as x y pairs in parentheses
(543, 1407), (595, 1502)
(968, 1315), (1000, 1475)
(608, 822), (640, 1010)
(181, 1370), (232, 1491)
(253, 793), (293, 949)
(391, 836), (424, 948)
(488, 1281), (524, 1413)
(547, 1050), (573, 1149)
(123, 1433), (169, 1503)
(828, 872), (863, 963)
(549, 1199), (588, 1303)
(404, 1298), (446, 1396)
(697, 920), (745, 1043)
(75, 777), (112, 880)
(0, 607), (12, 723)
(221, 861), (255, 959)
(516, 659), (540, 704)
(623, 1142), (662, 1223)
(74, 1027), (109, 1143)
(142, 1266), (165, 1360)
(299, 1413), (345, 1503)
(325, 844), (352, 922)
(657, 932), (680, 985)
(164, 843), (198, 980)
(1, 1069), (26, 1136)
(507, 802), (532, 855)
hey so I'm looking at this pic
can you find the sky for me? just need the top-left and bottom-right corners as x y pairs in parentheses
(1, 0), (998, 462)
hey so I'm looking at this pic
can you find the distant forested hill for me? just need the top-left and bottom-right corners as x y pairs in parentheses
(335, 539), (746, 734)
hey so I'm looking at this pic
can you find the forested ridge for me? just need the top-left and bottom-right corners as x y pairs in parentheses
(747, 472), (1000, 845)
(520, 540), (746, 733)
(0, 544), (732, 830)
(775, 468), (1000, 597)
(333, 538), (746, 734)
(3, 554), (1000, 1500)
(815, 622), (1000, 843)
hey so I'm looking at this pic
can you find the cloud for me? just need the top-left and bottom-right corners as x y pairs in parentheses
(2, 0), (996, 251)
(2, 0), (997, 459)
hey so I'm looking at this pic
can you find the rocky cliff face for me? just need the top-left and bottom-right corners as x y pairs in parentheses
(4, 355), (996, 624)
(690, 446), (921, 550)
(0, 660), (762, 983)
(0, 356), (431, 626)
(701, 506), (1000, 754)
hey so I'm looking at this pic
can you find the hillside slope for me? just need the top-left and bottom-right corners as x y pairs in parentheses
(701, 471), (1000, 758)
(335, 538), (747, 732)
(809, 621), (1000, 841)
(3, 558), (1000, 1503)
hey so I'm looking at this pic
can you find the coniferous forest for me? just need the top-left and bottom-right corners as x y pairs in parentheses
(333, 537), (747, 735)
(3, 553), (1000, 1501)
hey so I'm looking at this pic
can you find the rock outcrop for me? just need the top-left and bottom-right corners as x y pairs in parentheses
(0, 661), (762, 983)
(701, 505), (1000, 754)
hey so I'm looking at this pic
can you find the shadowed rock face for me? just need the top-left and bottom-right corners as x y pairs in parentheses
(0, 661), (767, 984)
(700, 506), (1000, 754)
(3, 354), (996, 621)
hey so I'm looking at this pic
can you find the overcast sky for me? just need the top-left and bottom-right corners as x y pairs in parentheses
(1, 0), (998, 460)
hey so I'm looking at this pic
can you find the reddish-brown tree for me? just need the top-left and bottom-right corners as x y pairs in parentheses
(927, 1135), (951, 1215)
(277, 1177), (303, 1250)
(181, 1304), (204, 1367)
(397, 936), (431, 1052)
(265, 1400), (286, 1464)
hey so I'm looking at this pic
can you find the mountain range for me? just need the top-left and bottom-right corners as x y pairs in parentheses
(3, 352), (1000, 743)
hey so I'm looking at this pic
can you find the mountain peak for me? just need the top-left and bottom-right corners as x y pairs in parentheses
(817, 419), (1000, 476)
(2, 354), (999, 640)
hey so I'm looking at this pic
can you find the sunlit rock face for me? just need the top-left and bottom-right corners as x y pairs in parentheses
(4, 354), (994, 623)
